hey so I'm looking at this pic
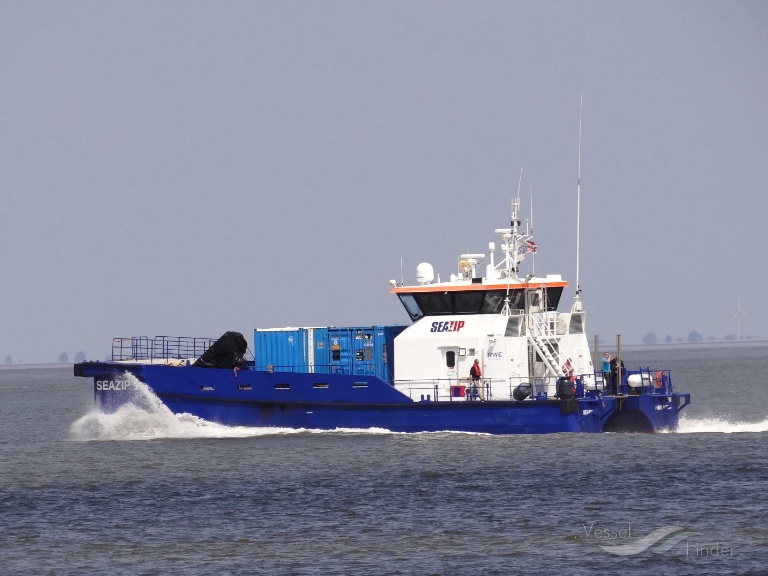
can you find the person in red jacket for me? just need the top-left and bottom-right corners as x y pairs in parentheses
(469, 359), (484, 400)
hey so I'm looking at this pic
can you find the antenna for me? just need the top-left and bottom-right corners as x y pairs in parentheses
(530, 185), (535, 276)
(400, 257), (404, 286)
(529, 185), (534, 233)
(572, 95), (583, 312)
(732, 294), (750, 340)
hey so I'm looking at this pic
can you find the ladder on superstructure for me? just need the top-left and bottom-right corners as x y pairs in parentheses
(527, 313), (562, 377)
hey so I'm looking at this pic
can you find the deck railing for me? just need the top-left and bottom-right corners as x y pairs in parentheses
(152, 336), (216, 361)
(112, 337), (151, 361)
(112, 336), (216, 362)
(391, 370), (673, 402)
(392, 377), (522, 402)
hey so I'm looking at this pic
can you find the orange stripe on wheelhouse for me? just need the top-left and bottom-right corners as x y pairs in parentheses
(390, 281), (568, 294)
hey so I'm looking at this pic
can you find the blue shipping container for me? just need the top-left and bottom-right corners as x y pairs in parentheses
(254, 328), (309, 373)
(322, 325), (406, 382)
(255, 325), (406, 381)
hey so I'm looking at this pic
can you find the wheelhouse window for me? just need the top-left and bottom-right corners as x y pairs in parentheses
(453, 290), (484, 314)
(397, 286), (564, 320)
(482, 289), (526, 313)
(417, 292), (452, 315)
(481, 291), (506, 313)
(543, 287), (563, 311)
(398, 294), (424, 322)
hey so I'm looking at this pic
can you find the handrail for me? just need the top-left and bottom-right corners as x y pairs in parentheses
(393, 376), (541, 401)
(112, 337), (151, 361)
(112, 336), (215, 362)
(152, 336), (216, 361)
(528, 311), (559, 337)
(527, 313), (562, 376)
(391, 371), (674, 402)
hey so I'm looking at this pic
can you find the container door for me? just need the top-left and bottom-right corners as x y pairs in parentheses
(352, 328), (376, 376)
(328, 329), (352, 374)
(312, 328), (329, 375)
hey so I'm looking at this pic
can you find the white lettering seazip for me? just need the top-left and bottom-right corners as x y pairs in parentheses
(95, 380), (132, 391)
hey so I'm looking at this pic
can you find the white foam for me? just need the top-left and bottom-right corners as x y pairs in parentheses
(670, 415), (768, 434)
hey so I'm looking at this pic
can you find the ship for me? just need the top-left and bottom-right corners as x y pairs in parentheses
(74, 196), (690, 433)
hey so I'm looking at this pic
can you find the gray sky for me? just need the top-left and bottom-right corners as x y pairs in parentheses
(1, 1), (766, 363)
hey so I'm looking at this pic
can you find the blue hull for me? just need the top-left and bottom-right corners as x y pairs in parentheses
(74, 362), (689, 434)
(156, 396), (602, 433)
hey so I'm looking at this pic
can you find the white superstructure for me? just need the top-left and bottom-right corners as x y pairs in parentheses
(390, 197), (594, 401)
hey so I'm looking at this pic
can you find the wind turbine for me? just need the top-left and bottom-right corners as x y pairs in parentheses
(732, 295), (750, 340)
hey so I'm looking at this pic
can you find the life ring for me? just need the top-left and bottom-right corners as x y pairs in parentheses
(655, 371), (664, 388)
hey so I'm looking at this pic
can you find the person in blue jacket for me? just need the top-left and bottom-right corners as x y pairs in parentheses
(602, 352), (611, 391)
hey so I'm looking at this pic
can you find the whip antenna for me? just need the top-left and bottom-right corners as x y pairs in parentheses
(573, 95), (583, 312)
(530, 185), (535, 276)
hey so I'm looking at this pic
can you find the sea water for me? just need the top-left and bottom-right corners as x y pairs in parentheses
(1, 343), (766, 575)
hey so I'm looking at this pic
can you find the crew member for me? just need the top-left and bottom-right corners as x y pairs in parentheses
(469, 359), (483, 400)
(609, 355), (625, 395)
(602, 353), (611, 391)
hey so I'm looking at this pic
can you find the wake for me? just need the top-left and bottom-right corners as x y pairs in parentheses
(671, 415), (768, 434)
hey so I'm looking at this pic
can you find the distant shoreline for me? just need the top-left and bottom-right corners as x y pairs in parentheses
(0, 363), (73, 370)
(606, 340), (768, 351)
(2, 340), (766, 368)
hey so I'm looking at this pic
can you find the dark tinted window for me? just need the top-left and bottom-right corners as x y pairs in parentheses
(417, 292), (452, 315)
(398, 294), (424, 321)
(483, 289), (526, 312)
(454, 291), (484, 314)
(398, 289), (530, 317)
(544, 287), (564, 311)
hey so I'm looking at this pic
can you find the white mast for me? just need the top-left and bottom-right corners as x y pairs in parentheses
(530, 185), (535, 276)
(572, 95), (583, 313)
(494, 167), (536, 284)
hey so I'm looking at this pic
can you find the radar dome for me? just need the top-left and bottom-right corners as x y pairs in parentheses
(416, 262), (434, 285)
